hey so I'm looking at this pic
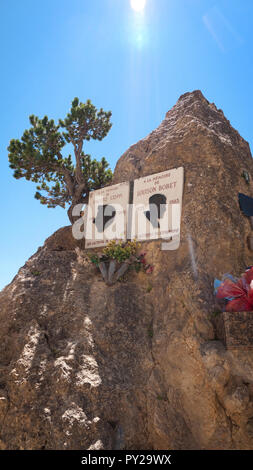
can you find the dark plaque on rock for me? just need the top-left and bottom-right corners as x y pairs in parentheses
(216, 312), (253, 350)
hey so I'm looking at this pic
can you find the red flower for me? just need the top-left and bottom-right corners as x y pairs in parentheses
(216, 267), (253, 312)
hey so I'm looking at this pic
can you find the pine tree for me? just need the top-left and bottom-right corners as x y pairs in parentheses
(8, 98), (113, 223)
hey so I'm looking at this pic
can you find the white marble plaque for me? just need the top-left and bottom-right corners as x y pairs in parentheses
(85, 181), (130, 249)
(130, 167), (184, 249)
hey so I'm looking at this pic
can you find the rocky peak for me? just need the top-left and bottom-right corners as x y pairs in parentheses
(113, 90), (250, 183)
(1, 91), (253, 450)
(165, 89), (243, 145)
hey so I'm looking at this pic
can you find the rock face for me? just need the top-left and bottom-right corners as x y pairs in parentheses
(1, 90), (253, 450)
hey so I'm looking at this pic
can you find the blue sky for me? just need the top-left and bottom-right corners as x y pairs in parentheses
(0, 0), (252, 290)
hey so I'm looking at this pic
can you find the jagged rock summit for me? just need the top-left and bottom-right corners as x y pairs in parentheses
(113, 90), (249, 183)
(1, 90), (253, 450)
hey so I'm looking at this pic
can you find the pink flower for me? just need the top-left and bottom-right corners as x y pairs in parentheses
(146, 265), (154, 274)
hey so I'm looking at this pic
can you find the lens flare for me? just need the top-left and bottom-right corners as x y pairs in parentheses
(130, 0), (146, 12)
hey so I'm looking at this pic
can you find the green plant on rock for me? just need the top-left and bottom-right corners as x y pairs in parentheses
(87, 254), (100, 266)
(88, 240), (140, 265)
(102, 240), (141, 263)
(156, 394), (167, 401)
(87, 240), (154, 285)
(31, 270), (41, 276)
(146, 282), (153, 293)
(147, 327), (153, 338)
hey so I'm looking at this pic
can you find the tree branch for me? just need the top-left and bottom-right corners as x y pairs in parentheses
(56, 153), (74, 197)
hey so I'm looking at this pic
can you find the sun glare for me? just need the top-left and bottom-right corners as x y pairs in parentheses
(130, 0), (146, 12)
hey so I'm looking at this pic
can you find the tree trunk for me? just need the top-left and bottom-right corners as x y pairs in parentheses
(67, 204), (75, 224)
(67, 195), (88, 225)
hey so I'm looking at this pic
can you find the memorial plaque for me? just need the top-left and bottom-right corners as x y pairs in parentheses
(85, 181), (130, 249)
(130, 167), (184, 248)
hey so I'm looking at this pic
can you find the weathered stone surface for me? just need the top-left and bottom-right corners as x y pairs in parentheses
(1, 90), (253, 449)
(216, 312), (253, 350)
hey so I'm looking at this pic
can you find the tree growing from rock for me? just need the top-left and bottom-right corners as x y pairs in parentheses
(8, 98), (113, 223)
